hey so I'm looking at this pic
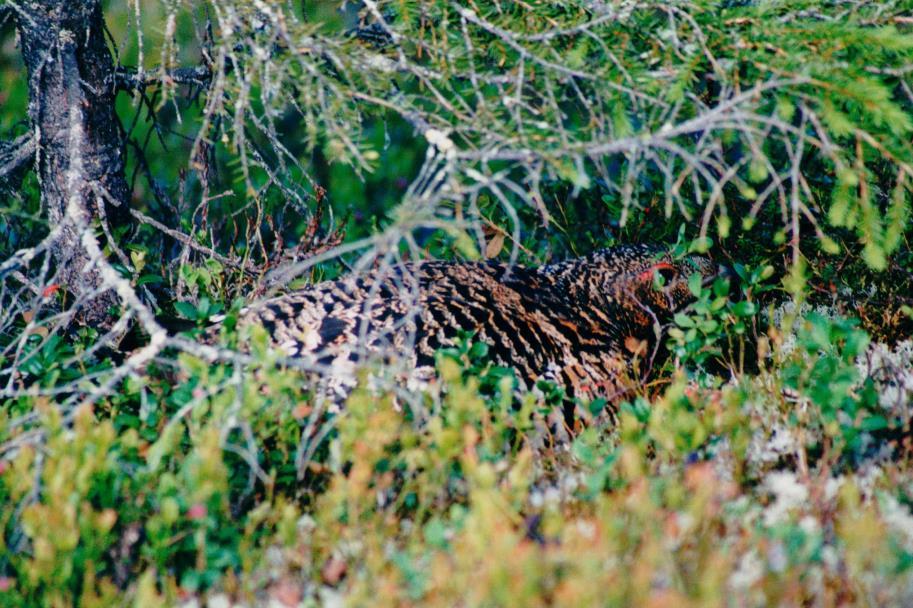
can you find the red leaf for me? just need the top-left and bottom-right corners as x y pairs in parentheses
(187, 503), (207, 520)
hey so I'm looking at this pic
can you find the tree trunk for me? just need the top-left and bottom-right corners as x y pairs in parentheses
(16, 0), (130, 325)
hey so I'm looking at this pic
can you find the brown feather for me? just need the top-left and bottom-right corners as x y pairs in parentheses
(233, 244), (721, 402)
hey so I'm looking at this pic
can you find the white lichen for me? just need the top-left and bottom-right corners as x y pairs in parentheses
(762, 471), (808, 526)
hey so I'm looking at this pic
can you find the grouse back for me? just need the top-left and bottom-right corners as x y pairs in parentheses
(236, 244), (722, 401)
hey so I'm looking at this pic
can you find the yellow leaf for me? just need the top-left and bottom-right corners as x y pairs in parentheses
(485, 232), (505, 259)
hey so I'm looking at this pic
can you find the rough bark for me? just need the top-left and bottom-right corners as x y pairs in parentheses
(0, 134), (36, 193)
(15, 0), (131, 325)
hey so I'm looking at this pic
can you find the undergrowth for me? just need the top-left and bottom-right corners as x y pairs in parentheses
(1, 1), (913, 606)
(2, 298), (913, 606)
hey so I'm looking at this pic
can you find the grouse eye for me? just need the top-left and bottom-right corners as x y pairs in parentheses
(656, 266), (677, 286)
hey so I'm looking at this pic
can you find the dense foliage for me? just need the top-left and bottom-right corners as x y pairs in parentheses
(0, 1), (912, 605)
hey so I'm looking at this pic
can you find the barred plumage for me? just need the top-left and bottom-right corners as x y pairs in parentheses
(239, 244), (722, 401)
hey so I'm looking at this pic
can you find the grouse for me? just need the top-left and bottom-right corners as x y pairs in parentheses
(235, 244), (723, 402)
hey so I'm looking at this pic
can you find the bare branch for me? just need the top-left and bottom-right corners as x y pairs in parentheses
(129, 208), (258, 274)
(114, 64), (214, 91)
(0, 134), (36, 188)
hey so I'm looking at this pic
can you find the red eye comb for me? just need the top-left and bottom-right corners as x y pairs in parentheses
(638, 262), (674, 282)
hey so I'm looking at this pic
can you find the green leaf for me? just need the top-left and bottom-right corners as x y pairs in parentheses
(731, 301), (757, 317)
(717, 214), (732, 238)
(884, 180), (910, 253)
(687, 272), (703, 298)
(469, 341), (489, 360)
(136, 274), (165, 286)
(423, 518), (450, 550)
(859, 415), (888, 432)
(587, 397), (608, 416)
(710, 296), (728, 312)
(819, 236), (841, 255)
(776, 97), (795, 122)
(748, 158), (768, 184)
(146, 422), (183, 471)
(175, 301), (198, 320)
(783, 259), (807, 296)
(674, 313), (695, 328)
(862, 242), (886, 270)
(689, 237), (712, 254)
(820, 99), (855, 137)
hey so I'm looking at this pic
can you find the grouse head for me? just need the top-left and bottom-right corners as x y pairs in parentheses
(544, 244), (725, 338)
(603, 245), (724, 333)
